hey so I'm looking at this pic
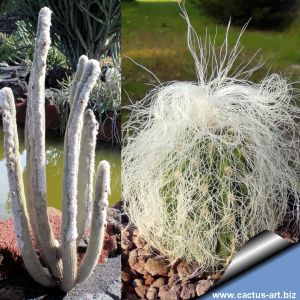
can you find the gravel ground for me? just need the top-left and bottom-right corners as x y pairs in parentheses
(66, 256), (121, 300)
(0, 256), (121, 300)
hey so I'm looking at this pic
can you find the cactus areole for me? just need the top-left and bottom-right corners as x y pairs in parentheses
(0, 7), (111, 292)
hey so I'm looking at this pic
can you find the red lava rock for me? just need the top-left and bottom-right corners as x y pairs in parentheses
(47, 207), (62, 240)
(0, 218), (23, 279)
(128, 249), (138, 269)
(176, 261), (197, 280)
(121, 236), (132, 251)
(132, 278), (144, 288)
(132, 256), (146, 274)
(138, 248), (153, 259)
(144, 272), (155, 286)
(195, 280), (214, 297)
(168, 273), (180, 287)
(147, 286), (158, 300)
(158, 285), (181, 300)
(121, 225), (220, 299)
(207, 272), (222, 281)
(122, 271), (131, 282)
(151, 277), (166, 288)
(135, 285), (148, 299)
(0, 207), (119, 278)
(144, 258), (169, 276)
(133, 235), (147, 248)
(180, 283), (196, 300)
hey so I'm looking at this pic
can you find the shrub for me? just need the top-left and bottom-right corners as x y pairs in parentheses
(0, 20), (67, 69)
(49, 61), (120, 144)
(17, 0), (120, 71)
(193, 0), (298, 29)
(122, 13), (300, 271)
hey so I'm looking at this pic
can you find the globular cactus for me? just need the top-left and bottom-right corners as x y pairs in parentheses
(0, 7), (111, 292)
(122, 11), (300, 272)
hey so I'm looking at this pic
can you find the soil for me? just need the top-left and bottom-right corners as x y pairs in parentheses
(0, 256), (121, 300)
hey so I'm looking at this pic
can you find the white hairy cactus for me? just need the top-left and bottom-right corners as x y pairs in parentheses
(122, 12), (300, 271)
(0, 7), (111, 292)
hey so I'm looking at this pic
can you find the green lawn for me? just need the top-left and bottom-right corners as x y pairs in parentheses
(122, 1), (300, 105)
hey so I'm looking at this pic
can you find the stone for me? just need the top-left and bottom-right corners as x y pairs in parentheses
(0, 80), (27, 99)
(147, 286), (158, 300)
(207, 272), (222, 281)
(138, 248), (153, 259)
(121, 236), (132, 251)
(121, 271), (131, 282)
(144, 258), (169, 276)
(0, 207), (119, 278)
(0, 217), (23, 279)
(158, 285), (181, 300)
(135, 285), (148, 299)
(176, 261), (197, 280)
(128, 249), (138, 269)
(168, 273), (180, 287)
(132, 278), (144, 288)
(195, 280), (214, 297)
(143, 272), (155, 285)
(132, 235), (147, 249)
(151, 277), (166, 288)
(132, 228), (139, 236)
(121, 225), (130, 238)
(180, 283), (196, 299)
(143, 243), (152, 252)
(131, 256), (146, 274)
(45, 67), (71, 89)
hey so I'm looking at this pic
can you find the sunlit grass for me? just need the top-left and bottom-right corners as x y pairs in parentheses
(122, 1), (300, 105)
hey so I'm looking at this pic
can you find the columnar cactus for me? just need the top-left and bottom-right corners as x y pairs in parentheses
(0, 7), (110, 292)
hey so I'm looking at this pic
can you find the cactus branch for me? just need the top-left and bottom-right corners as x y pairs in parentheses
(0, 88), (56, 287)
(25, 7), (62, 279)
(1, 7), (113, 291)
(69, 55), (88, 108)
(77, 109), (98, 242)
(61, 60), (100, 292)
(77, 160), (110, 283)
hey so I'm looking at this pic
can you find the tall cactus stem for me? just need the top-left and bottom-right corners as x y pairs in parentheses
(0, 89), (56, 287)
(69, 55), (88, 108)
(76, 109), (98, 242)
(61, 60), (100, 292)
(77, 160), (110, 283)
(25, 7), (62, 279)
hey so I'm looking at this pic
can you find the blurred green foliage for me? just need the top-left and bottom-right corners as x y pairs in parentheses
(16, 0), (120, 71)
(122, 1), (300, 105)
(0, 20), (67, 69)
(192, 0), (298, 30)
